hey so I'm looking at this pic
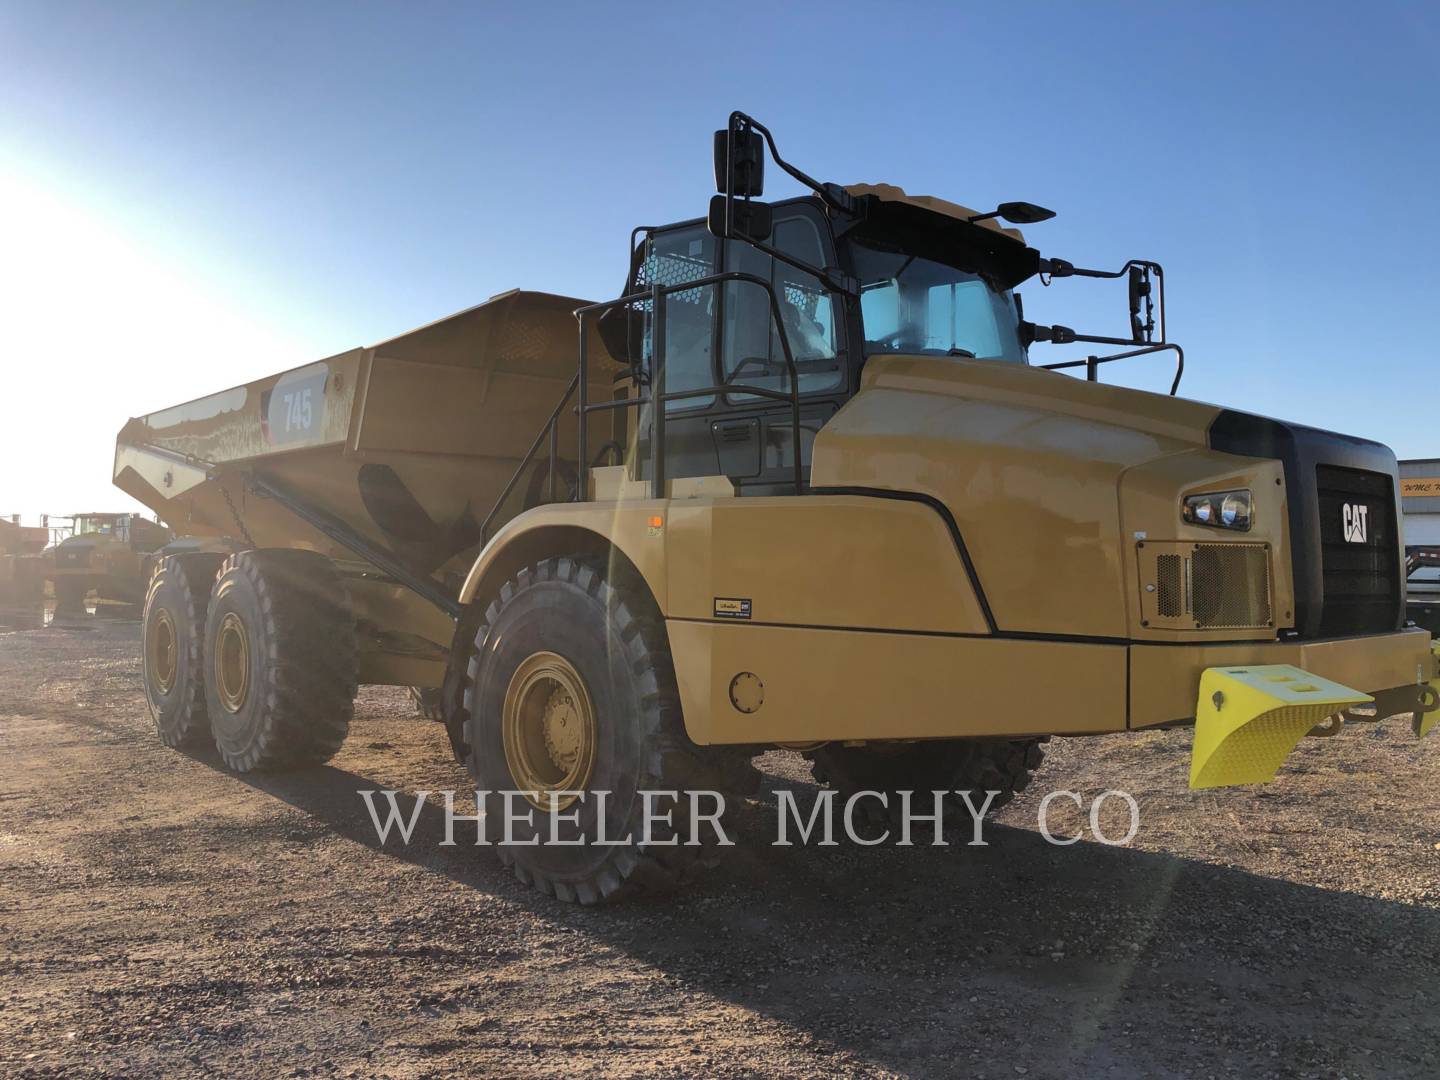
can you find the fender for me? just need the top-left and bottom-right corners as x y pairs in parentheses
(458, 499), (672, 611)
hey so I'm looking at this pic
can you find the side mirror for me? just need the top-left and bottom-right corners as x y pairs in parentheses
(1128, 264), (1152, 343)
(713, 127), (765, 197)
(968, 201), (1056, 226)
(707, 195), (773, 243)
(994, 201), (1056, 225)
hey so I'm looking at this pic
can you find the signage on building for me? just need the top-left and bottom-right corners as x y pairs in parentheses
(1401, 477), (1440, 497)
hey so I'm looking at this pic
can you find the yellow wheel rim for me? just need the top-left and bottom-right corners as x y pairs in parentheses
(502, 651), (597, 811)
(146, 607), (178, 695)
(214, 611), (251, 713)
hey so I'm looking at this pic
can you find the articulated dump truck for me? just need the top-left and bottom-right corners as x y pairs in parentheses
(116, 113), (1438, 903)
(47, 512), (173, 613)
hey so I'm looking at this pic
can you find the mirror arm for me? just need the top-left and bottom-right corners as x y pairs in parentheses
(1039, 257), (1163, 281)
(1031, 325), (1163, 351)
(730, 111), (856, 215)
(1061, 332), (1145, 348)
(1034, 257), (1167, 346)
(1025, 325), (1159, 349)
(742, 233), (857, 296)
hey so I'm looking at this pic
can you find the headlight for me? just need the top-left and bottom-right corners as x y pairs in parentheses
(1182, 489), (1252, 531)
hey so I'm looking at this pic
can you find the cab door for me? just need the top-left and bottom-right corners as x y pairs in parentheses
(634, 202), (849, 494)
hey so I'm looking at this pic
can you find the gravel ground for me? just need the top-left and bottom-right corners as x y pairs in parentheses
(1, 610), (1437, 1078)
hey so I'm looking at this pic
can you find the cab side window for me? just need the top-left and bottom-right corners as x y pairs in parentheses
(636, 226), (718, 412)
(721, 213), (843, 400)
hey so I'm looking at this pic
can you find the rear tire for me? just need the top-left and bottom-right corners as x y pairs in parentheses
(805, 738), (1049, 833)
(462, 556), (717, 904)
(203, 549), (357, 772)
(143, 553), (224, 747)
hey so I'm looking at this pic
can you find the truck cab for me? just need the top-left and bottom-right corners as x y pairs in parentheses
(606, 185), (1041, 497)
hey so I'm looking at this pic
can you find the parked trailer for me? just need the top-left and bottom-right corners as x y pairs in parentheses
(0, 516), (49, 603)
(117, 113), (1439, 903)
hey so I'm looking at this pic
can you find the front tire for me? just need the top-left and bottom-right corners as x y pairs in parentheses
(143, 553), (224, 747)
(203, 549), (357, 772)
(408, 686), (445, 720)
(53, 577), (89, 615)
(463, 556), (715, 904)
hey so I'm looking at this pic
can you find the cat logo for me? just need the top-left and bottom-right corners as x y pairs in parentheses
(1342, 503), (1369, 544)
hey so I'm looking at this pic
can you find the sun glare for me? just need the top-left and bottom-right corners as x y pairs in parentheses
(0, 167), (318, 524)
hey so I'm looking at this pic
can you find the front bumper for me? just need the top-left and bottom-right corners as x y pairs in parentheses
(1130, 627), (1433, 729)
(668, 621), (1437, 759)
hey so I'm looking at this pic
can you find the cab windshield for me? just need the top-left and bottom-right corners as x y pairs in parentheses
(72, 516), (124, 538)
(73, 517), (112, 536)
(850, 235), (1028, 363)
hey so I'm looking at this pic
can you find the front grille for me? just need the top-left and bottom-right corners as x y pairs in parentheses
(1315, 465), (1399, 635)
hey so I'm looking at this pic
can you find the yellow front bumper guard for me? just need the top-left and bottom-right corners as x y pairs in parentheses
(1418, 640), (1440, 739)
(1191, 651), (1440, 788)
(1190, 665), (1372, 789)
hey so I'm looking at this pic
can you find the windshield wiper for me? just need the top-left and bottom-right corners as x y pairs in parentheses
(946, 347), (977, 358)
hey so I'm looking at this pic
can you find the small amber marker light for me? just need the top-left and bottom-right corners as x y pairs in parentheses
(647, 515), (664, 528)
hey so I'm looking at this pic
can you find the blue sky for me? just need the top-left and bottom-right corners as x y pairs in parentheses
(1, 1), (1437, 520)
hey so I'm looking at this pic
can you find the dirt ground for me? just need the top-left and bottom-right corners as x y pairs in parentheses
(1, 610), (1437, 1079)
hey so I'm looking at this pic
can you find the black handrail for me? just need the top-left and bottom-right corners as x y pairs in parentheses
(478, 270), (806, 544)
(477, 369), (580, 543)
(1042, 342), (1185, 396)
(574, 270), (805, 499)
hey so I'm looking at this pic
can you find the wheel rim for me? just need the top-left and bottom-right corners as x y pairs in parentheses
(502, 651), (597, 811)
(146, 608), (178, 695)
(214, 611), (251, 713)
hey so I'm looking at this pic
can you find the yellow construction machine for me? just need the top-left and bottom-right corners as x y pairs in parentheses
(115, 112), (1437, 902)
(47, 512), (172, 614)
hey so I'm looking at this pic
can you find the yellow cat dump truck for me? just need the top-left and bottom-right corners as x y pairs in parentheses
(115, 113), (1438, 903)
(47, 512), (172, 614)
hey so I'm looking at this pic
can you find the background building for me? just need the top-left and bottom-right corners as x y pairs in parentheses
(1400, 459), (1440, 630)
(1400, 459), (1440, 545)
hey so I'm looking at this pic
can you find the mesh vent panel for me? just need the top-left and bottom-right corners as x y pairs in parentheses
(1156, 554), (1183, 617)
(1140, 542), (1272, 631)
(635, 251), (711, 306)
(1192, 544), (1272, 628)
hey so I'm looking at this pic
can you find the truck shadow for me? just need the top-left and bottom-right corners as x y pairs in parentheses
(211, 752), (1440, 1078)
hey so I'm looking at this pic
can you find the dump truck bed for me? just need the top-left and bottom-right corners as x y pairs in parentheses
(115, 289), (619, 580)
(115, 289), (622, 685)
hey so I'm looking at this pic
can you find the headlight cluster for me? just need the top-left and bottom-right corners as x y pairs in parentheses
(1182, 489), (1252, 531)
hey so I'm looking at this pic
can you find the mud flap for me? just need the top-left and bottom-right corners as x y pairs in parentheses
(1190, 665), (1372, 789)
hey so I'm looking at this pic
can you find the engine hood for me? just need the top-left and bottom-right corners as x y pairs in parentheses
(56, 535), (112, 550)
(810, 356), (1226, 637)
